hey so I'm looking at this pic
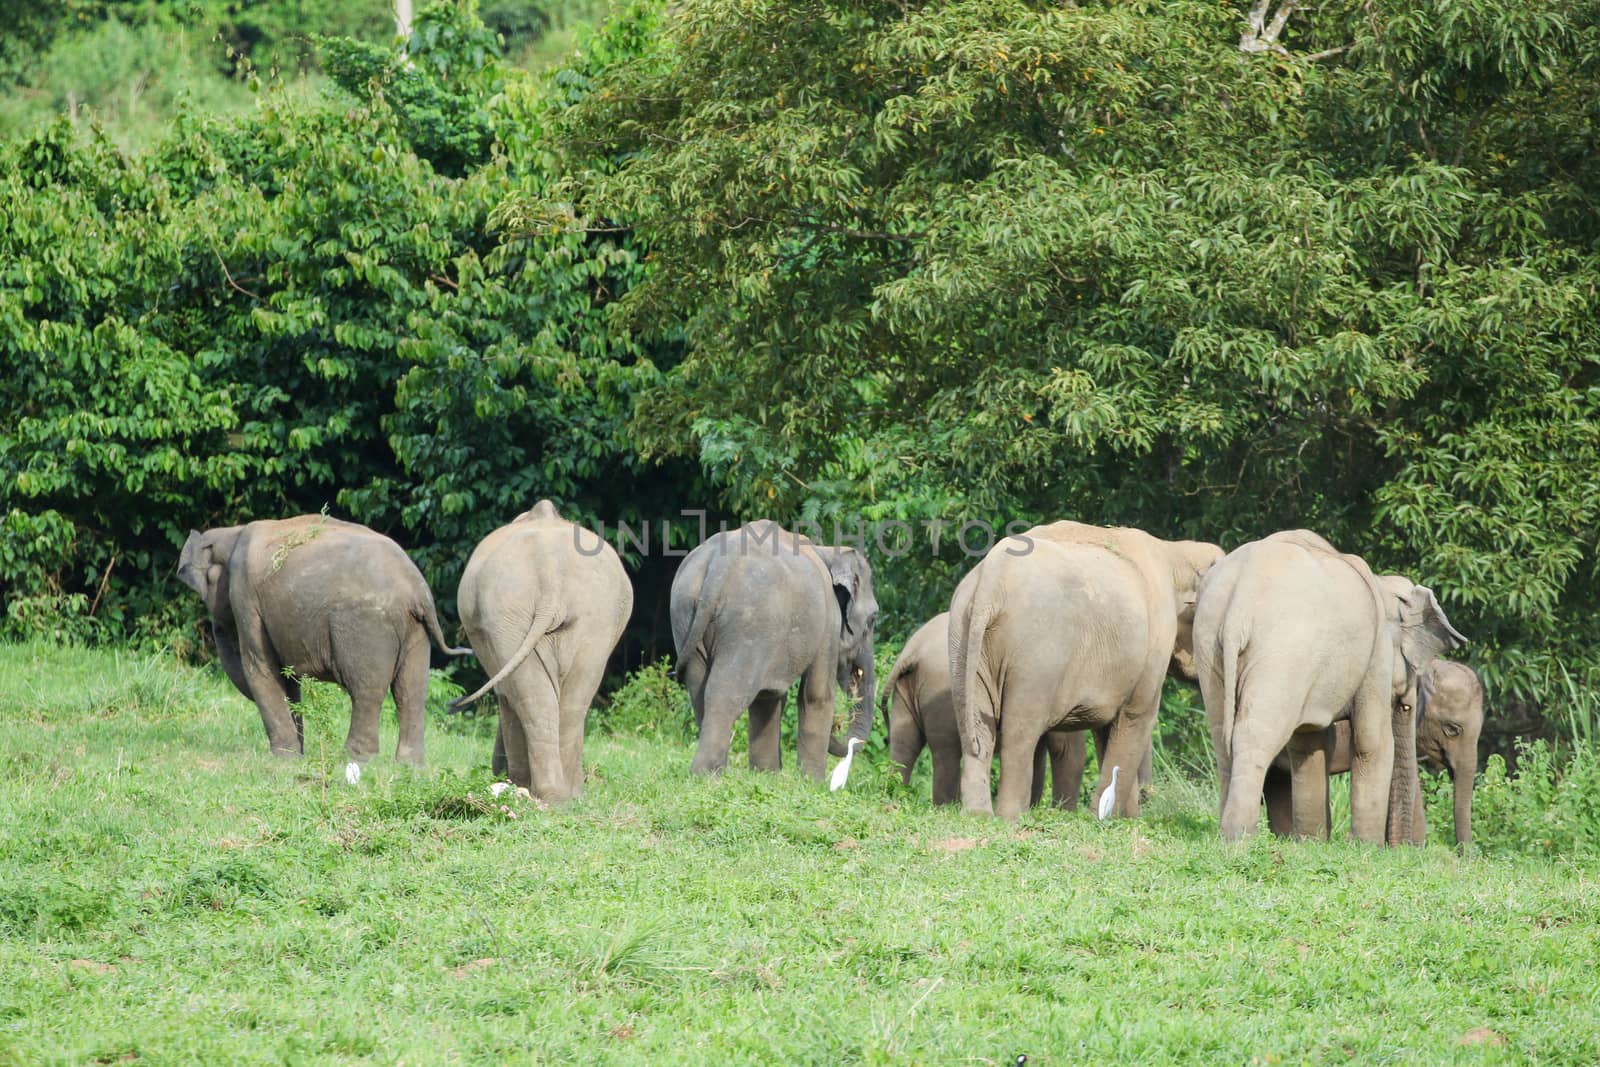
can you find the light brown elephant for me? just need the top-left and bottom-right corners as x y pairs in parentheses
(1264, 659), (1483, 846)
(177, 515), (469, 766)
(882, 611), (1088, 807)
(1194, 530), (1466, 842)
(949, 522), (1222, 820)
(452, 501), (633, 803)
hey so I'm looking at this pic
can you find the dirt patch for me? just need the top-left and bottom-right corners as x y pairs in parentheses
(1458, 1028), (1506, 1047)
(450, 958), (498, 979)
(930, 837), (981, 852)
(69, 959), (115, 975)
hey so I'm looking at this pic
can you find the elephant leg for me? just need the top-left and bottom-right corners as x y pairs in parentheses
(389, 634), (430, 767)
(1096, 674), (1164, 819)
(1029, 740), (1047, 809)
(342, 681), (386, 765)
(690, 662), (756, 777)
(498, 710), (529, 784)
(795, 668), (834, 782)
(995, 720), (1044, 821)
(888, 712), (924, 786)
(278, 672), (305, 752)
(747, 691), (785, 773)
(1049, 730), (1086, 811)
(929, 746), (960, 806)
(333, 625), (403, 764)
(498, 645), (566, 801)
(492, 720), (508, 777)
(557, 642), (609, 799)
(1263, 764), (1294, 837)
(1137, 740), (1154, 793)
(959, 723), (995, 816)
(1287, 731), (1330, 840)
(1348, 681), (1396, 844)
(1219, 707), (1299, 842)
(235, 613), (303, 758)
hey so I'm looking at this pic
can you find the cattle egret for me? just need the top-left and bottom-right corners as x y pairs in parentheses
(830, 737), (866, 792)
(344, 761), (361, 785)
(1097, 765), (1121, 820)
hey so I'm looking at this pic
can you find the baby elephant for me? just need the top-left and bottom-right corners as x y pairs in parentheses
(1264, 659), (1484, 846)
(178, 515), (468, 766)
(883, 612), (1089, 808)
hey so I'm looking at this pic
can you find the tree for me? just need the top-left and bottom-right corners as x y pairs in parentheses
(535, 0), (1600, 713)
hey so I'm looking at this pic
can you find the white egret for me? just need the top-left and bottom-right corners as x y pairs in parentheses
(830, 737), (866, 792)
(1097, 765), (1121, 820)
(344, 761), (362, 785)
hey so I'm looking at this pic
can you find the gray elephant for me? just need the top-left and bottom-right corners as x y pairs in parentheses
(177, 515), (468, 765)
(671, 521), (876, 780)
(1194, 530), (1466, 842)
(949, 521), (1222, 820)
(883, 611), (1090, 808)
(450, 501), (633, 803)
(1264, 659), (1483, 846)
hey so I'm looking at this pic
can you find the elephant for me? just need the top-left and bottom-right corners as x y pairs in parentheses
(671, 520), (876, 780)
(949, 521), (1222, 820)
(1193, 529), (1466, 842)
(882, 611), (1090, 808)
(1264, 658), (1483, 846)
(177, 514), (469, 766)
(450, 500), (633, 803)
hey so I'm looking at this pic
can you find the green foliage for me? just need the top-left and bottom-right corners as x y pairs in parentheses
(1449, 742), (1600, 860)
(539, 0), (1600, 729)
(0, 2), (685, 666)
(593, 657), (694, 738)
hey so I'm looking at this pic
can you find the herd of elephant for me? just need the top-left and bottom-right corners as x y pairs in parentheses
(176, 506), (1482, 845)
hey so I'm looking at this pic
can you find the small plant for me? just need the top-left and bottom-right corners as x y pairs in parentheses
(592, 658), (693, 739)
(1463, 739), (1600, 859)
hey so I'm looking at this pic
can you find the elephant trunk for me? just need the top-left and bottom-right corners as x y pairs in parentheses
(1451, 759), (1474, 849)
(1386, 691), (1422, 847)
(847, 658), (875, 745)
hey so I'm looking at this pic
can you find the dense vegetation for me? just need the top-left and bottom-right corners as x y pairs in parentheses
(3, 643), (1598, 1062)
(4, 0), (1600, 750)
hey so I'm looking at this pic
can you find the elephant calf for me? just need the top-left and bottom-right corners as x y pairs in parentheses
(451, 501), (633, 803)
(883, 611), (1089, 808)
(178, 515), (468, 766)
(1265, 659), (1483, 846)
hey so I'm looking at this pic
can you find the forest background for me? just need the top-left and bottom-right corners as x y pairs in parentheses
(4, 0), (1600, 771)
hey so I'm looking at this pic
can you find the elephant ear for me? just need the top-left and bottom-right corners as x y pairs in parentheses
(1397, 585), (1467, 677)
(827, 550), (862, 636)
(176, 530), (209, 595)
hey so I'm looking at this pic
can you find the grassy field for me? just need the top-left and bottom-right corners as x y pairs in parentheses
(1, 643), (1597, 1065)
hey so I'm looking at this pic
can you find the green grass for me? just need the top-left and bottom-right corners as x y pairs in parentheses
(1, 642), (1596, 1064)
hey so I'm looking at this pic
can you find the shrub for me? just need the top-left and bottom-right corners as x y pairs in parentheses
(592, 657), (693, 739)
(1453, 740), (1600, 859)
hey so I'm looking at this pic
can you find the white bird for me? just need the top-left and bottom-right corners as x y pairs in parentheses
(830, 737), (866, 792)
(1097, 765), (1121, 820)
(344, 761), (362, 786)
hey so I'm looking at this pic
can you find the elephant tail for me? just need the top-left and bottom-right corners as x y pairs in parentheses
(876, 644), (918, 740)
(953, 595), (997, 760)
(673, 575), (721, 681)
(448, 602), (562, 711)
(1219, 629), (1241, 761)
(418, 597), (473, 657)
